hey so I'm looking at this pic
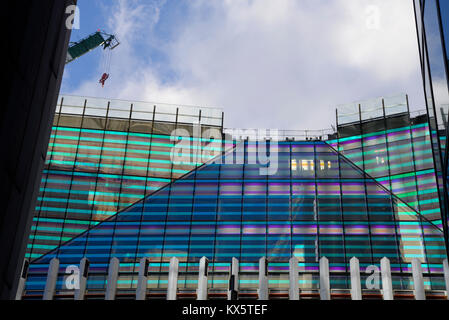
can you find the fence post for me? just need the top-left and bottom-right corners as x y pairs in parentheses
(443, 259), (449, 300)
(43, 258), (60, 300)
(350, 257), (362, 300)
(105, 257), (119, 300)
(381, 257), (393, 300)
(15, 259), (29, 300)
(228, 257), (239, 300)
(258, 257), (269, 300)
(319, 257), (330, 300)
(197, 257), (209, 300)
(136, 258), (149, 300)
(167, 257), (179, 300)
(411, 258), (425, 300)
(289, 257), (299, 300)
(74, 258), (89, 300)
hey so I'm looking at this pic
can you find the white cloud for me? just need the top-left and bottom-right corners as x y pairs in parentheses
(66, 0), (425, 130)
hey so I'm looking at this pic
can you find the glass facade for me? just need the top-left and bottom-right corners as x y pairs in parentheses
(23, 138), (446, 297)
(329, 95), (442, 225)
(16, 3), (449, 299)
(414, 0), (449, 251)
(26, 95), (225, 260)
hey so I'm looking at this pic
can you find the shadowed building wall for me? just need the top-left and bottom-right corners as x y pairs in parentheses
(0, 0), (75, 299)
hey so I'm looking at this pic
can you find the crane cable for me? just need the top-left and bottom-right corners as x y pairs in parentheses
(106, 48), (112, 74)
(101, 47), (112, 75)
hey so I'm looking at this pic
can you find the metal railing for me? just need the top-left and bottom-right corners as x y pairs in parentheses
(17, 256), (449, 301)
(337, 93), (409, 125)
(56, 94), (224, 127)
(223, 128), (336, 142)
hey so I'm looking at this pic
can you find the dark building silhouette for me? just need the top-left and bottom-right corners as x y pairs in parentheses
(0, 0), (76, 299)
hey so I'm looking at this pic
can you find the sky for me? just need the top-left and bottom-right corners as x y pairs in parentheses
(61, 0), (426, 131)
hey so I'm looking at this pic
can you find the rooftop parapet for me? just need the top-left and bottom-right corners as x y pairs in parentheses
(337, 93), (408, 126)
(56, 94), (224, 127)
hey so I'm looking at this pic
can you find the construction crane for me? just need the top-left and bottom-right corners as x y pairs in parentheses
(66, 30), (120, 87)
(65, 31), (120, 64)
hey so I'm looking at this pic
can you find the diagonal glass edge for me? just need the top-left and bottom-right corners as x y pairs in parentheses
(29, 141), (238, 263)
(325, 141), (444, 233)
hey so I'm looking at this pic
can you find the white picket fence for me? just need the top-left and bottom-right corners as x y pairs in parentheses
(16, 256), (449, 300)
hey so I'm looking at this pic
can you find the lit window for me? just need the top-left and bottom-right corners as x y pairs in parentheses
(291, 159), (297, 171)
(302, 160), (309, 171)
(320, 160), (325, 171)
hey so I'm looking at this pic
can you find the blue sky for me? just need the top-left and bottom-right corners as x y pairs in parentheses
(61, 0), (427, 130)
(63, 0), (185, 90)
(440, 1), (449, 58)
(62, 1), (106, 90)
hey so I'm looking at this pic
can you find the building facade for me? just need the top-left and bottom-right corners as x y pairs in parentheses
(329, 95), (442, 225)
(0, 0), (75, 299)
(26, 95), (225, 260)
(20, 96), (448, 299)
(414, 0), (449, 250)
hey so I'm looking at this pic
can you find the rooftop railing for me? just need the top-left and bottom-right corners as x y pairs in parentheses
(337, 93), (409, 126)
(223, 128), (336, 142)
(56, 95), (224, 127)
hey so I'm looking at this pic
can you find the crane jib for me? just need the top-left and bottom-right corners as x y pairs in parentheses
(65, 31), (119, 64)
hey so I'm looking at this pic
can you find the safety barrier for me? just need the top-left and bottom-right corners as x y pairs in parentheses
(17, 256), (449, 301)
